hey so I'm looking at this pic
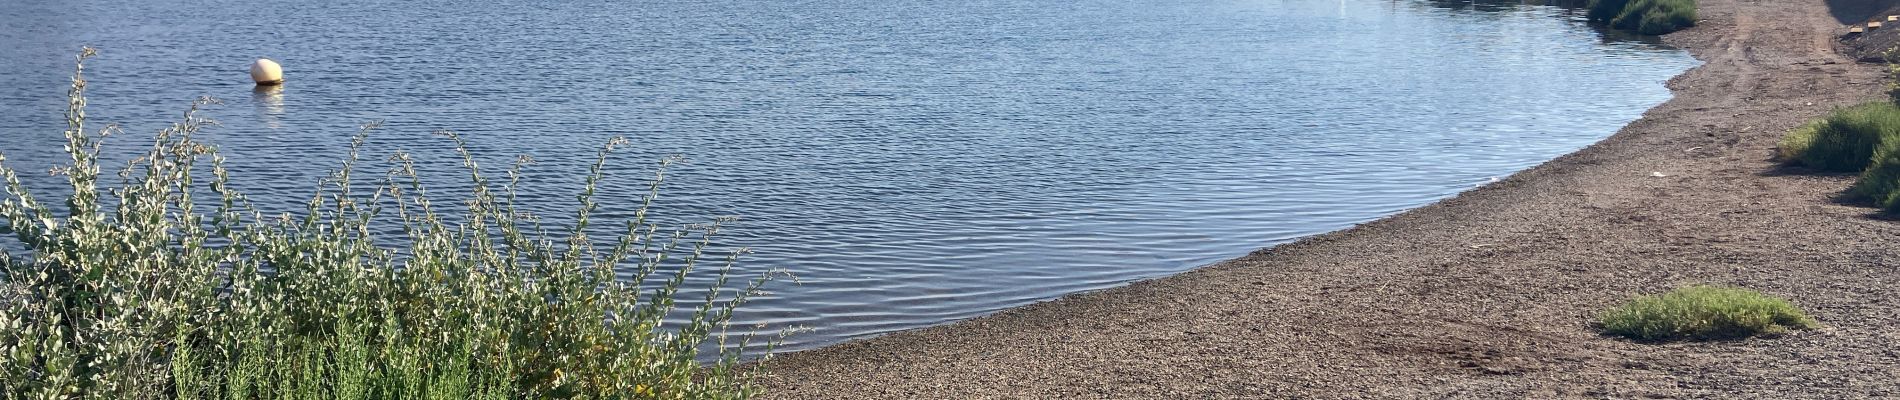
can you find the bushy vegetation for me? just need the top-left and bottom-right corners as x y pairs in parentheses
(1599, 286), (1818, 341)
(1587, 0), (1697, 35)
(0, 49), (781, 399)
(1852, 142), (1900, 211)
(1779, 101), (1900, 212)
(1778, 102), (1900, 172)
(1884, 48), (1900, 104)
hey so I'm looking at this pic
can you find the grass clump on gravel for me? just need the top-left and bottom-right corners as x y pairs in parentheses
(1778, 101), (1900, 212)
(0, 49), (783, 399)
(1778, 102), (1900, 172)
(1587, 0), (1697, 35)
(1851, 142), (1900, 211)
(1599, 286), (1818, 341)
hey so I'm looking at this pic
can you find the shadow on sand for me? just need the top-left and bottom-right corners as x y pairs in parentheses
(1760, 159), (1900, 219)
(1827, 0), (1900, 24)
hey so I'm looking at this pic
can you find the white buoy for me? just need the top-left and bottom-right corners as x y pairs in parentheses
(250, 58), (283, 86)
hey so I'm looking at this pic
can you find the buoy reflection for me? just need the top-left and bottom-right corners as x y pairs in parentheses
(252, 84), (284, 129)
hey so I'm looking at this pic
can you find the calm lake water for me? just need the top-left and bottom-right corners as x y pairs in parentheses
(0, 0), (1695, 352)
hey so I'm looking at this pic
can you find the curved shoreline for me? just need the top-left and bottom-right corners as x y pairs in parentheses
(760, 0), (1900, 397)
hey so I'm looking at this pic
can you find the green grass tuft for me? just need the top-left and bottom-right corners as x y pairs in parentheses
(1588, 0), (1696, 35)
(1777, 119), (1826, 164)
(1599, 286), (1818, 341)
(1777, 101), (1900, 213)
(1852, 141), (1900, 212)
(1779, 102), (1900, 172)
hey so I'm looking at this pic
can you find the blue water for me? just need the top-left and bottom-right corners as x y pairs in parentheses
(0, 0), (1696, 351)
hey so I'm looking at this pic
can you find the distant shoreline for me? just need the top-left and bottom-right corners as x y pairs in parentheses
(757, 0), (1900, 397)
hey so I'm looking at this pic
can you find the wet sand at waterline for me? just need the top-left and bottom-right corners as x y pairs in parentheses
(759, 0), (1900, 397)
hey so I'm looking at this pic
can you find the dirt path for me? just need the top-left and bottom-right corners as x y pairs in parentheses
(758, 0), (1900, 398)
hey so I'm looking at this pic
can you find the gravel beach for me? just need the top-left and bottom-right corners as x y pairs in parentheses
(760, 0), (1900, 397)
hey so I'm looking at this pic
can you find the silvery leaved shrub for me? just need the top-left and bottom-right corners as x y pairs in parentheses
(0, 48), (784, 399)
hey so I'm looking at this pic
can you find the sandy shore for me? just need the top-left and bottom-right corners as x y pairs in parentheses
(758, 0), (1900, 397)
